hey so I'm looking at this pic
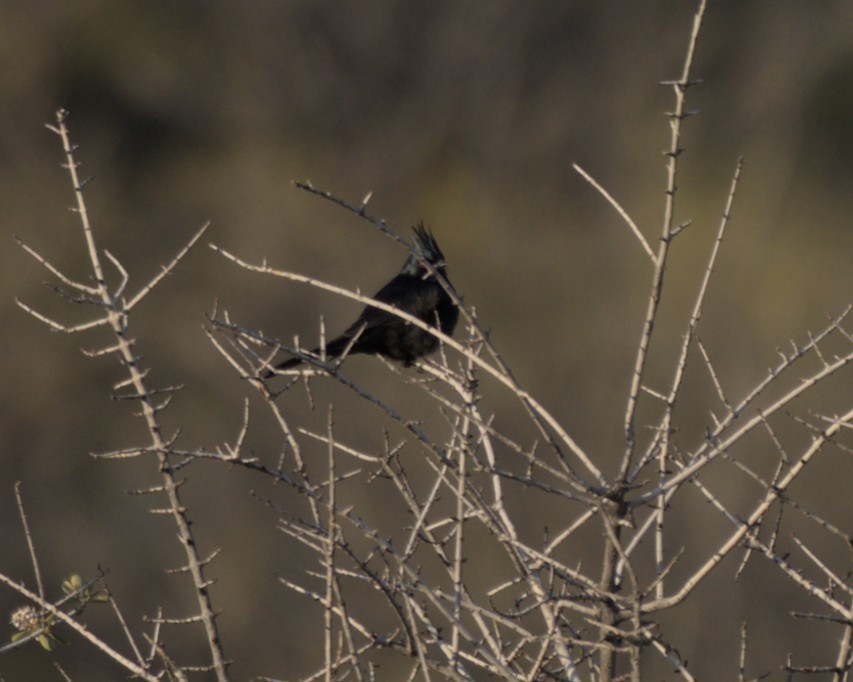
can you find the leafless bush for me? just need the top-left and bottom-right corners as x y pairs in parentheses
(4, 2), (851, 680)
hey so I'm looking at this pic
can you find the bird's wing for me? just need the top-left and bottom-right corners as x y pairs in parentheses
(335, 275), (443, 345)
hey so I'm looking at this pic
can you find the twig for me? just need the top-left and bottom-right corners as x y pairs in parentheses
(14, 482), (46, 603)
(572, 163), (655, 262)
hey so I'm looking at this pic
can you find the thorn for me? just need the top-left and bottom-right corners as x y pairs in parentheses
(670, 219), (693, 237)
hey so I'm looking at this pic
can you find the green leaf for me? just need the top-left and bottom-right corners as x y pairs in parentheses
(37, 633), (54, 651)
(62, 574), (83, 595)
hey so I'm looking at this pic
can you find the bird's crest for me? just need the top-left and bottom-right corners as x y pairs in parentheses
(411, 223), (446, 270)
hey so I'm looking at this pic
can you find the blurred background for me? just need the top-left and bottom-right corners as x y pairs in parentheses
(1, 2), (851, 680)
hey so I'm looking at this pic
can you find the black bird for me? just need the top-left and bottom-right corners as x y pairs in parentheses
(264, 224), (458, 376)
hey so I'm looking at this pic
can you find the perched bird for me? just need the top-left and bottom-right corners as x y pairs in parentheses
(264, 224), (458, 376)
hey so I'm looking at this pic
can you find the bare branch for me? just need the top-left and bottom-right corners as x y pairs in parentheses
(572, 163), (655, 262)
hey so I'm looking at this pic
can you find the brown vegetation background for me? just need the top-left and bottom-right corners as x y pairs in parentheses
(1, 2), (851, 680)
